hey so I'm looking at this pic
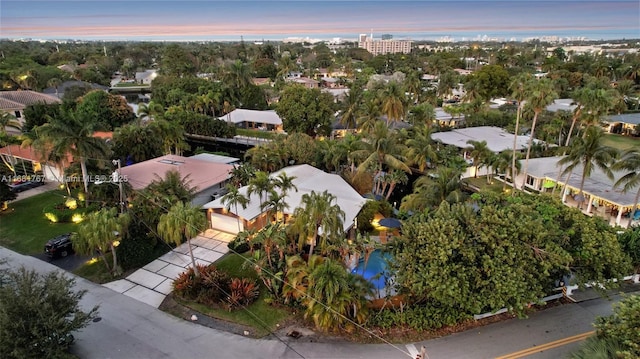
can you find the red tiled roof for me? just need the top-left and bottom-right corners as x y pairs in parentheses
(0, 144), (72, 165)
(0, 97), (23, 110)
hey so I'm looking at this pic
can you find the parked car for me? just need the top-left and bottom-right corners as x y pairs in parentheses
(44, 233), (74, 258)
(9, 179), (45, 193)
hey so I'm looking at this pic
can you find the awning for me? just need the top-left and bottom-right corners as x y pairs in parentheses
(543, 180), (556, 189)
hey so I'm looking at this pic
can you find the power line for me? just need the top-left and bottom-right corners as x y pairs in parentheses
(127, 186), (413, 358)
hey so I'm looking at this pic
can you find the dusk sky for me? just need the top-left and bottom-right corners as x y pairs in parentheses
(1, 1), (639, 41)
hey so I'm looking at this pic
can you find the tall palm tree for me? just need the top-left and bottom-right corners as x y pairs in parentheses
(509, 73), (531, 194)
(356, 100), (381, 134)
(157, 201), (207, 277)
(559, 126), (618, 206)
(291, 190), (345, 258)
(220, 183), (249, 232)
(613, 148), (640, 228)
(520, 78), (558, 189)
(379, 82), (406, 126)
(339, 83), (363, 129)
(37, 110), (109, 196)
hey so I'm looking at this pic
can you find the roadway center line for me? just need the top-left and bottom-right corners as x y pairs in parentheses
(494, 331), (595, 359)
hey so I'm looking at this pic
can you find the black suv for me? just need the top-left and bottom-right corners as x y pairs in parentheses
(44, 233), (74, 258)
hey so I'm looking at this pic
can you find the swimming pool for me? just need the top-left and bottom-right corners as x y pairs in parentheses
(351, 249), (392, 290)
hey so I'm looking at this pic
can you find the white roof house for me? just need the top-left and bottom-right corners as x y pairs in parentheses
(203, 164), (368, 233)
(218, 109), (283, 131)
(431, 126), (534, 153)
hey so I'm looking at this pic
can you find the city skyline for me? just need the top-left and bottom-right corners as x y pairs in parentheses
(1, 1), (639, 42)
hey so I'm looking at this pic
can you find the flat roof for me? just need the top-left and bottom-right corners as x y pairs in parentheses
(218, 109), (283, 126)
(431, 126), (533, 153)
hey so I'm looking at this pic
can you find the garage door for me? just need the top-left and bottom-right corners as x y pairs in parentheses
(211, 213), (242, 234)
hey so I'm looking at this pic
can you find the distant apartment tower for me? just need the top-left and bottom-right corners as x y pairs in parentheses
(358, 34), (412, 55)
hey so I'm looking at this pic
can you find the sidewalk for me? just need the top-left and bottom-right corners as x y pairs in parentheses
(103, 230), (232, 307)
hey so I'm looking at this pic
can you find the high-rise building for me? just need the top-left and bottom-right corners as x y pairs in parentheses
(358, 34), (412, 55)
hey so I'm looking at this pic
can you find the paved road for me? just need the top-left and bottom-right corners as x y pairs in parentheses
(1, 246), (637, 359)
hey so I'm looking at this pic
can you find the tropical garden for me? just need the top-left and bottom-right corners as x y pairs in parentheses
(0, 38), (639, 346)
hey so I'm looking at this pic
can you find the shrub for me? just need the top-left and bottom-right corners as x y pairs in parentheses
(0, 267), (99, 359)
(116, 236), (157, 270)
(226, 278), (259, 310)
(198, 265), (231, 305)
(368, 301), (470, 331)
(172, 264), (230, 305)
(228, 236), (250, 254)
(173, 265), (205, 300)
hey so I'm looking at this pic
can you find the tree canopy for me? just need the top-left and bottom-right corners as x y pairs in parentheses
(276, 85), (335, 137)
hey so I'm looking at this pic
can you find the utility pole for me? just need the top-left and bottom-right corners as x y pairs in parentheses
(112, 159), (124, 214)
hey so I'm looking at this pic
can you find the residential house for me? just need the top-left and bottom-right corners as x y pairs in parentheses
(517, 156), (639, 227)
(0, 91), (61, 125)
(118, 154), (233, 206)
(135, 69), (158, 85)
(203, 164), (368, 234)
(42, 80), (108, 100)
(218, 109), (284, 132)
(287, 77), (319, 89)
(603, 113), (640, 135)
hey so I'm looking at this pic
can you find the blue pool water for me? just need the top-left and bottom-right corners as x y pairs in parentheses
(351, 249), (392, 290)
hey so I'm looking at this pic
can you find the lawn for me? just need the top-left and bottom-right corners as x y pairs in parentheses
(463, 176), (507, 194)
(0, 190), (78, 254)
(175, 253), (293, 337)
(603, 134), (640, 151)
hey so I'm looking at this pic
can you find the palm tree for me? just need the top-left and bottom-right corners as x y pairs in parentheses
(520, 78), (558, 189)
(157, 201), (207, 277)
(220, 183), (249, 232)
(405, 125), (438, 173)
(379, 82), (406, 126)
(559, 126), (618, 207)
(291, 190), (345, 258)
(509, 73), (531, 193)
(491, 150), (520, 190)
(73, 207), (130, 275)
(339, 83), (363, 129)
(401, 166), (465, 211)
(37, 110), (109, 196)
(247, 171), (273, 220)
(384, 169), (408, 200)
(353, 121), (410, 176)
(406, 103), (436, 127)
(465, 140), (492, 179)
(613, 148), (640, 228)
(356, 100), (382, 134)
(305, 258), (371, 332)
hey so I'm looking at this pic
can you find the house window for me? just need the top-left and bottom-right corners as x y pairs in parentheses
(14, 111), (21, 118)
(526, 176), (535, 186)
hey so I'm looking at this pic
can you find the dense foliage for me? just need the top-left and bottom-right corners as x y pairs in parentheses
(390, 192), (630, 321)
(0, 267), (98, 359)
